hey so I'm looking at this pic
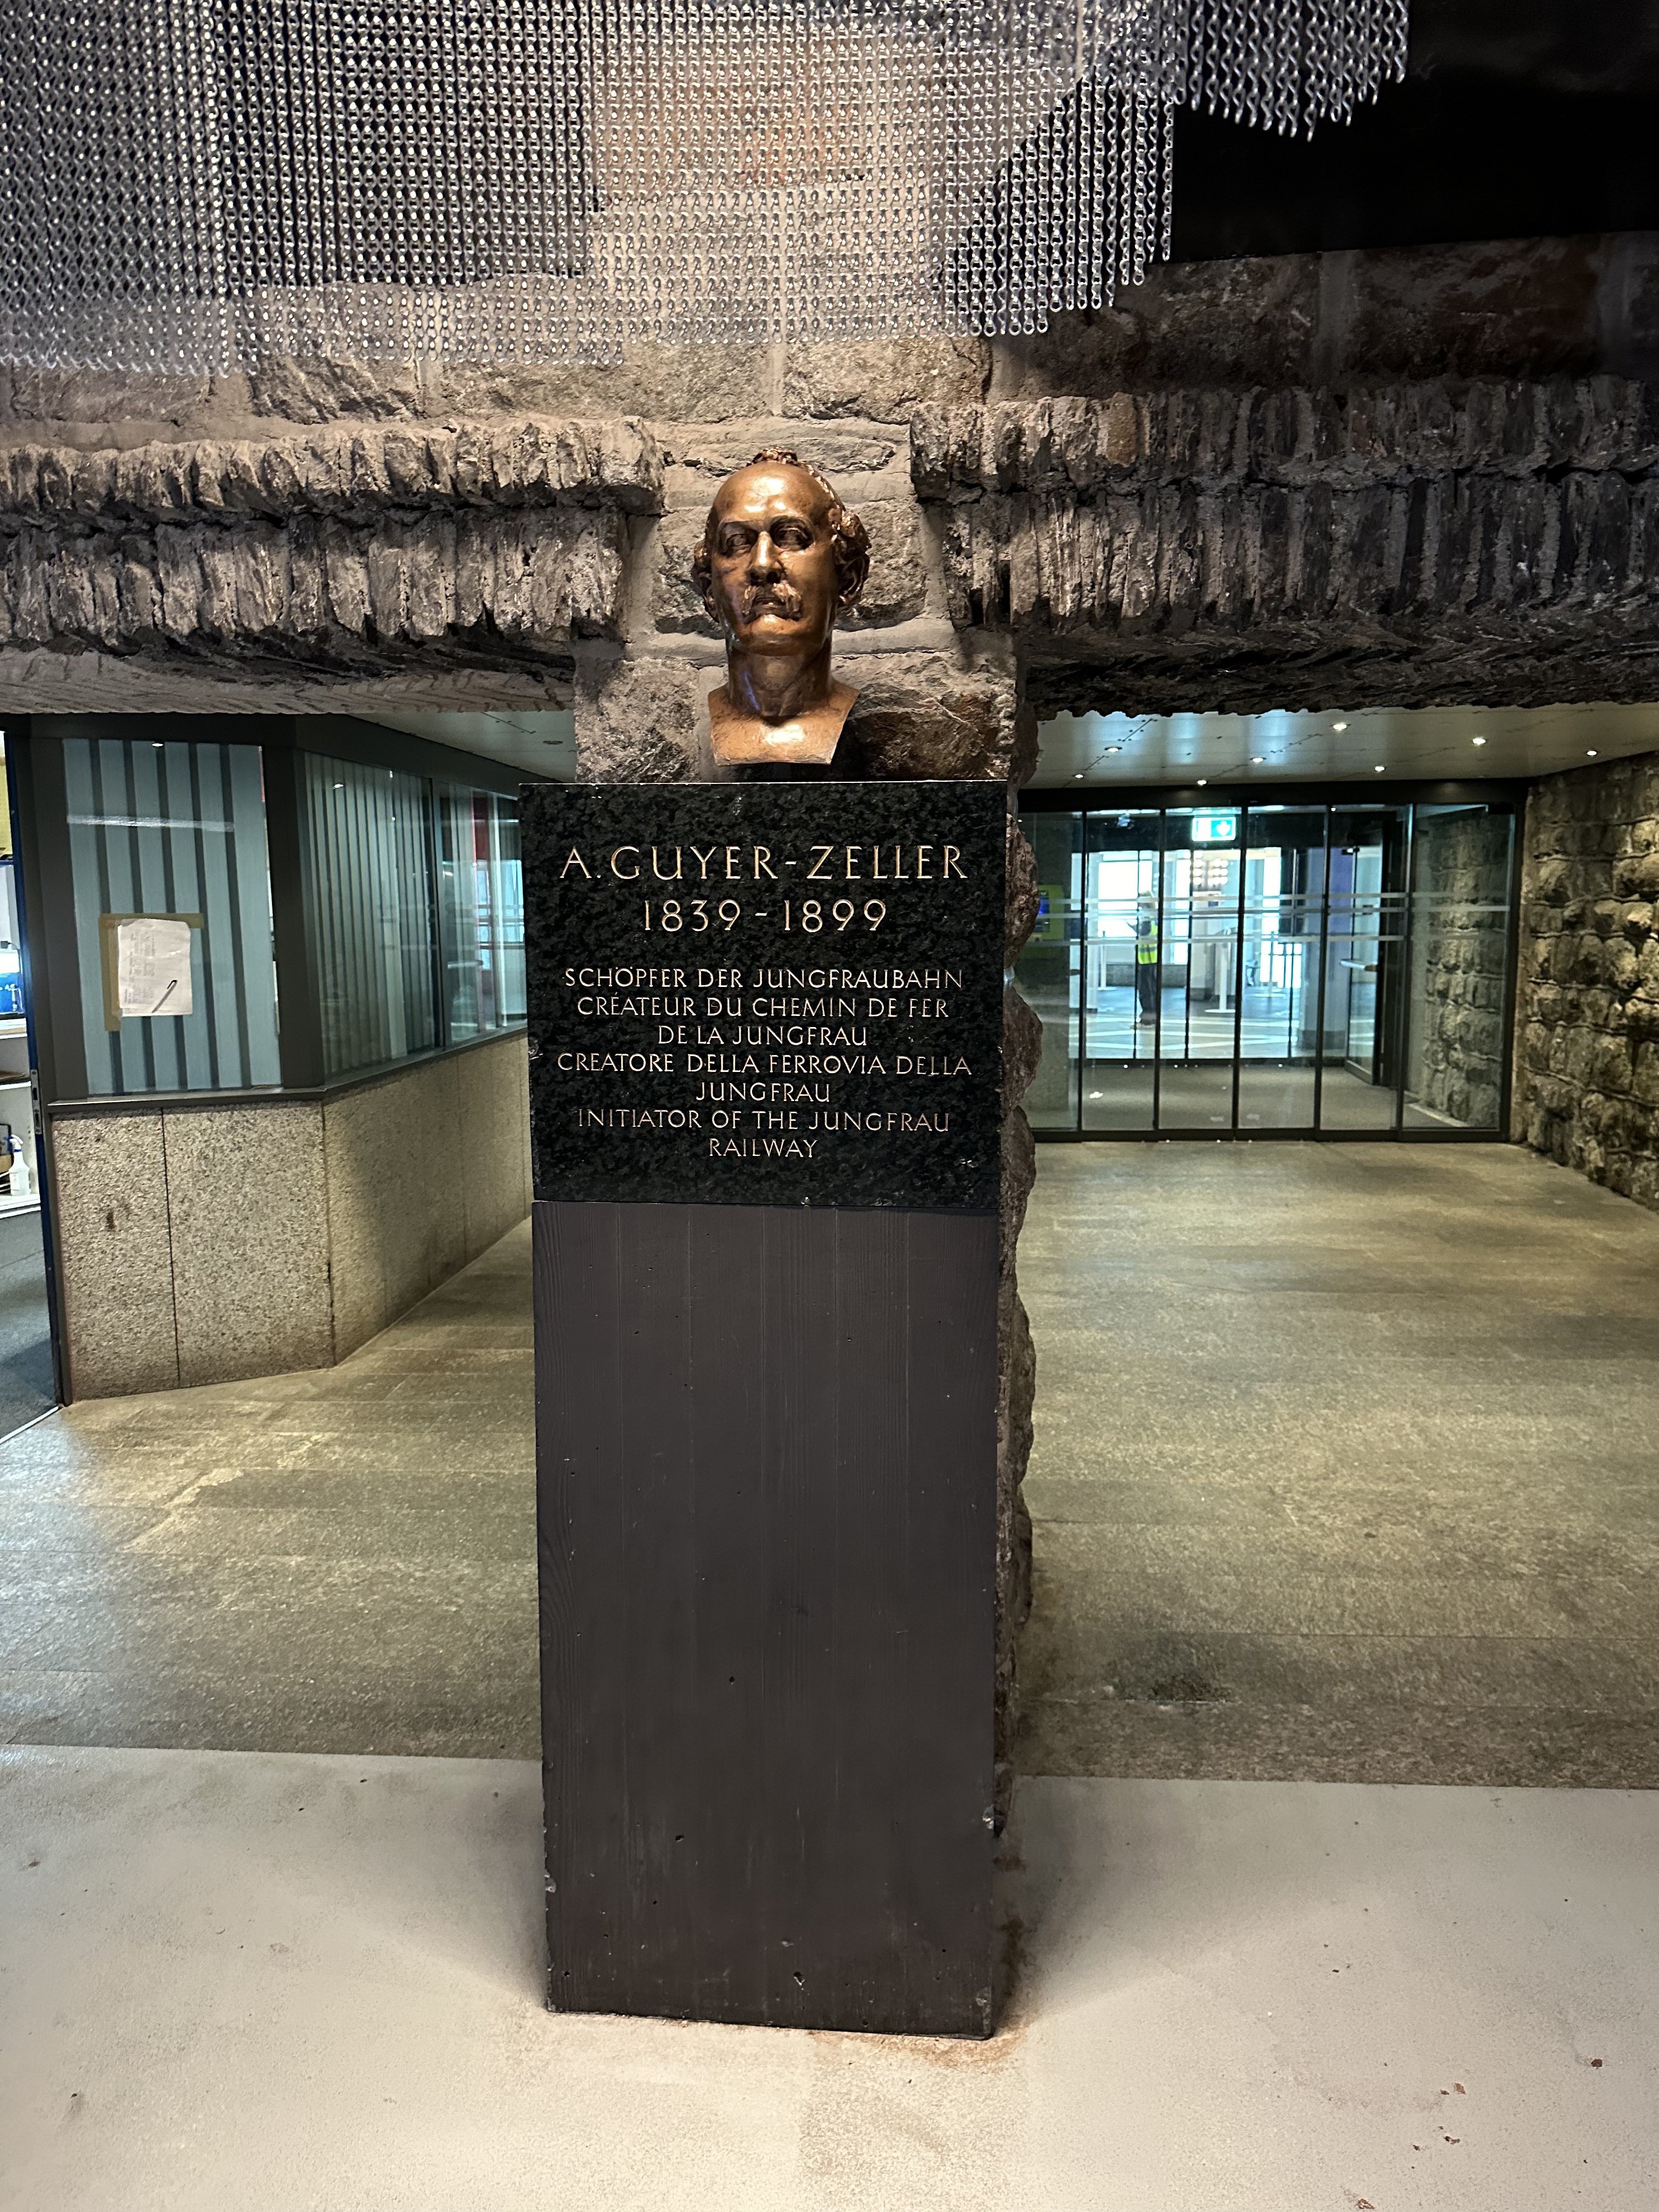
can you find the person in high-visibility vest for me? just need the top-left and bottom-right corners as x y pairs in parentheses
(1134, 894), (1160, 1024)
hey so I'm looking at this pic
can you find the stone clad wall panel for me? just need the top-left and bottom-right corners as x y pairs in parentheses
(49, 1035), (532, 1398)
(48, 1111), (179, 1400)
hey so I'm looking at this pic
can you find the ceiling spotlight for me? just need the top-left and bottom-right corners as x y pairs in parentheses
(1471, 735), (1487, 747)
(1104, 744), (1122, 754)
(1073, 772), (1085, 780)
(1250, 754), (1266, 764)
(1332, 720), (1348, 733)
(1587, 749), (1598, 758)
(1374, 764), (1386, 773)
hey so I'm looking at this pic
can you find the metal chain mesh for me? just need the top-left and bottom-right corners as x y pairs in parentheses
(0, 0), (1407, 369)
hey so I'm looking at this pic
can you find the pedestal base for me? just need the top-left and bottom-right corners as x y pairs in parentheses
(535, 1199), (997, 2036)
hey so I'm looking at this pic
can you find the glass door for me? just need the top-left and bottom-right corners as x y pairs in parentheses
(1237, 808), (1327, 1130)
(1157, 808), (1240, 1130)
(1082, 811), (1160, 1130)
(1318, 807), (1410, 1131)
(1013, 798), (1514, 1139)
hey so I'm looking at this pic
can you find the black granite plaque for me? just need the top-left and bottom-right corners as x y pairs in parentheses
(522, 781), (1006, 1210)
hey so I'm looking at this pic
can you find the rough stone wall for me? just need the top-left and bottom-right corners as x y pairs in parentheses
(1407, 810), (1514, 1128)
(4, 232), (1654, 444)
(0, 417), (658, 689)
(1515, 752), (1659, 1210)
(990, 234), (1659, 396)
(7, 232), (1658, 727)
(913, 379), (1659, 717)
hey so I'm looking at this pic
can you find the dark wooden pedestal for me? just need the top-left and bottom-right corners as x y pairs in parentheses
(535, 1198), (998, 2036)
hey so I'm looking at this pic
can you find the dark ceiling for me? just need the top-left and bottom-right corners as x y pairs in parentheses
(1172, 0), (1659, 257)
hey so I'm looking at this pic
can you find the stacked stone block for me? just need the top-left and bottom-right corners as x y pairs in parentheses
(1516, 754), (1659, 1210)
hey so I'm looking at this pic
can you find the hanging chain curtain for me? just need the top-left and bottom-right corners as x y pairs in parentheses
(0, 1), (1407, 373)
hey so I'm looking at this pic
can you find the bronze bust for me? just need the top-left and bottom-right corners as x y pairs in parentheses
(693, 448), (871, 771)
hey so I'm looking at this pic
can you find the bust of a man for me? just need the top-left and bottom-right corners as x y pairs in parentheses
(693, 447), (871, 770)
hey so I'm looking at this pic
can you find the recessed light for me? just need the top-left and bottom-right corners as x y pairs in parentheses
(1196, 778), (1208, 787)
(1104, 744), (1121, 754)
(1332, 720), (1348, 733)
(1471, 735), (1487, 747)
(1073, 772), (1085, 781)
(1587, 749), (1598, 758)
(1374, 764), (1386, 773)
(1250, 755), (1266, 764)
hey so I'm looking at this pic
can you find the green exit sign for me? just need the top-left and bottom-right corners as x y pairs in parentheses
(1192, 812), (1239, 844)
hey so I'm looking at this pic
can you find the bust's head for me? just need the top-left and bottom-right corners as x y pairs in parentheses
(693, 449), (870, 662)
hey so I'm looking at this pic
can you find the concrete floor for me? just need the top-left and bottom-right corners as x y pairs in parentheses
(3, 1142), (1657, 1788)
(4, 1744), (1655, 2211)
(0, 1224), (538, 1757)
(1017, 1142), (1659, 1786)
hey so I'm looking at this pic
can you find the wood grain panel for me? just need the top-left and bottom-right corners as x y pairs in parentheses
(535, 1199), (997, 2036)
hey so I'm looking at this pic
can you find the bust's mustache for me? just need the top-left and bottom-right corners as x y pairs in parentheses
(736, 578), (805, 623)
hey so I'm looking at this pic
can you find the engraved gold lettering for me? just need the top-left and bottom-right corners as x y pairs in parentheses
(610, 847), (641, 880)
(560, 847), (592, 878)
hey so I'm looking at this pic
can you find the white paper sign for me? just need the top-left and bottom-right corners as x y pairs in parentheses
(116, 917), (195, 1018)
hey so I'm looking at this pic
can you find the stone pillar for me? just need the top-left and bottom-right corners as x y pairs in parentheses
(998, 816), (1042, 1825)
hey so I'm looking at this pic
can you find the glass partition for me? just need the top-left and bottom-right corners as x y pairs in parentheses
(1019, 811), (1081, 1131)
(46, 732), (524, 1103)
(1404, 806), (1516, 1130)
(63, 737), (280, 1094)
(437, 788), (527, 1042)
(1017, 797), (1518, 1138)
(305, 758), (438, 1080)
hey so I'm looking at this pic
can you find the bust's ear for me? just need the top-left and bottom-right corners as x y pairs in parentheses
(692, 532), (717, 618)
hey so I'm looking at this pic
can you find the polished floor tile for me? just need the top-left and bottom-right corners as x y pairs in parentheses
(0, 1222), (539, 1758)
(1015, 1141), (1659, 1784)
